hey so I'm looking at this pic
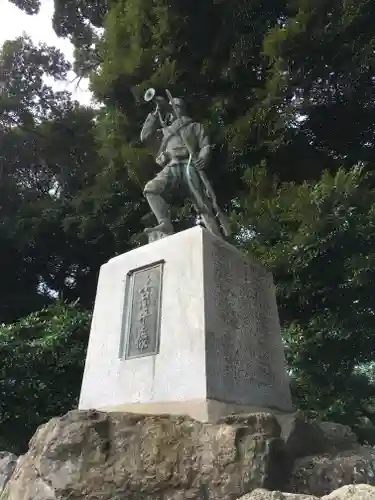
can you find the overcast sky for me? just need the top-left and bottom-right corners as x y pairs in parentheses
(0, 0), (92, 104)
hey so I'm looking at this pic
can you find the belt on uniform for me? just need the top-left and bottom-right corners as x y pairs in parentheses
(167, 156), (190, 165)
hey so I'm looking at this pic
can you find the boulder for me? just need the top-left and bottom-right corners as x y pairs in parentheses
(289, 446), (375, 497)
(237, 484), (375, 500)
(282, 414), (360, 461)
(0, 452), (17, 493)
(321, 484), (375, 499)
(282, 412), (328, 460)
(2, 410), (287, 500)
(239, 488), (318, 499)
(316, 423), (359, 453)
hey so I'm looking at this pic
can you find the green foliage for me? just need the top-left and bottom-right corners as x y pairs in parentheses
(235, 165), (375, 441)
(0, 36), (145, 322)
(53, 0), (107, 45)
(0, 36), (71, 130)
(0, 301), (90, 454)
(8, 0), (40, 15)
(0, 37), (92, 320)
(261, 0), (375, 172)
(90, 0), (291, 208)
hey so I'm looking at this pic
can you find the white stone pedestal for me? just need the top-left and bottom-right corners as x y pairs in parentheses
(79, 227), (293, 420)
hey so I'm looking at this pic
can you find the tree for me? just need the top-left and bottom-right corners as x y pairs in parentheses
(0, 36), (72, 321)
(261, 0), (375, 176)
(235, 165), (375, 441)
(0, 36), (146, 322)
(8, 0), (40, 15)
(72, 0), (375, 217)
(8, 0), (106, 44)
(7, 0), (106, 78)
(10, 0), (375, 185)
(0, 163), (50, 322)
(0, 37), (89, 320)
(10, 1), (375, 179)
(0, 301), (90, 454)
(91, 0), (290, 208)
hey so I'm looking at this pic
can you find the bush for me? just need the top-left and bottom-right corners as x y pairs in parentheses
(0, 301), (90, 453)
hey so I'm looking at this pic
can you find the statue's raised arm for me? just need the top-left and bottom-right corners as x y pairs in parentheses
(140, 111), (159, 143)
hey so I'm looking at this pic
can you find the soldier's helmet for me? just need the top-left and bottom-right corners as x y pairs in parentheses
(171, 97), (184, 106)
(170, 97), (186, 114)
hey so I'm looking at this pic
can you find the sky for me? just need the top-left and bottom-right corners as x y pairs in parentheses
(0, 0), (92, 104)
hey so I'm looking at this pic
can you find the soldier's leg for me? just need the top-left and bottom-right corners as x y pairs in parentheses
(183, 163), (222, 237)
(143, 167), (174, 234)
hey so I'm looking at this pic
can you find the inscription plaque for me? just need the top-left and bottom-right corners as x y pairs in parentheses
(121, 261), (164, 359)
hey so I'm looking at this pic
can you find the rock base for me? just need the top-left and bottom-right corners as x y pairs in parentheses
(2, 411), (375, 500)
(99, 398), (297, 427)
(2, 411), (287, 500)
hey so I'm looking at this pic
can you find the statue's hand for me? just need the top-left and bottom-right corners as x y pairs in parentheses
(156, 152), (170, 166)
(195, 158), (205, 170)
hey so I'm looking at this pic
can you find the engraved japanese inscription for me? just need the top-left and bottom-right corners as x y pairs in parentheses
(122, 261), (164, 359)
(211, 241), (277, 389)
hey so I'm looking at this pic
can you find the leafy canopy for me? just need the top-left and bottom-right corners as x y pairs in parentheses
(236, 165), (375, 439)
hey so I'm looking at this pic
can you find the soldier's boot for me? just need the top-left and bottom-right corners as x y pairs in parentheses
(144, 192), (174, 235)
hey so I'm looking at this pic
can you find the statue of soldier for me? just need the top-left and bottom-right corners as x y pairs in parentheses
(140, 92), (230, 240)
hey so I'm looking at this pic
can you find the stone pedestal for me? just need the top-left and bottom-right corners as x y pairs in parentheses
(79, 227), (293, 420)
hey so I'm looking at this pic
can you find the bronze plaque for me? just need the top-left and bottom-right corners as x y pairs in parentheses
(121, 261), (164, 359)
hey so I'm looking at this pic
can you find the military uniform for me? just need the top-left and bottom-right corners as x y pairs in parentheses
(140, 104), (222, 237)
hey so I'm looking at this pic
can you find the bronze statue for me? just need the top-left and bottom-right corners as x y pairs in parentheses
(140, 88), (231, 241)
